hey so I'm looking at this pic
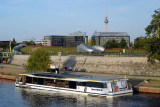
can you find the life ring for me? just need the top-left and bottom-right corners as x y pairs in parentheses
(114, 86), (118, 91)
(129, 84), (132, 89)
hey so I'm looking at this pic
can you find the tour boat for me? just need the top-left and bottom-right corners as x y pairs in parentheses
(15, 72), (133, 97)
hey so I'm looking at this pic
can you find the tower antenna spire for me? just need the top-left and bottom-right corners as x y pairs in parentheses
(104, 6), (108, 32)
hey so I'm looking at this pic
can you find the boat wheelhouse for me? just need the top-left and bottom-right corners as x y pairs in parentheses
(15, 72), (133, 97)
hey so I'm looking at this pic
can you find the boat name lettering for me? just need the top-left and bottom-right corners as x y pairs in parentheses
(91, 88), (102, 91)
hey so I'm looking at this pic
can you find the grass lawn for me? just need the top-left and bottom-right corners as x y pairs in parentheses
(19, 47), (35, 53)
(20, 46), (147, 54)
(19, 47), (77, 54)
(137, 80), (160, 88)
(128, 78), (160, 88)
(105, 49), (147, 53)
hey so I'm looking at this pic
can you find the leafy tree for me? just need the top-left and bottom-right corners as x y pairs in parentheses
(120, 38), (128, 48)
(145, 8), (160, 62)
(25, 48), (52, 72)
(104, 39), (120, 48)
(133, 37), (145, 49)
(87, 38), (95, 46)
(145, 36), (160, 62)
(22, 40), (35, 45)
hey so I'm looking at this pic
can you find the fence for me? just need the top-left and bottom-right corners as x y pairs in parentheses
(13, 51), (148, 57)
(51, 52), (148, 57)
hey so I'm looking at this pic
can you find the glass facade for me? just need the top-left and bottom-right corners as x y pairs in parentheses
(92, 32), (130, 47)
(44, 35), (88, 47)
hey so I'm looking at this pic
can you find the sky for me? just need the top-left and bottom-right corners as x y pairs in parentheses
(0, 0), (160, 42)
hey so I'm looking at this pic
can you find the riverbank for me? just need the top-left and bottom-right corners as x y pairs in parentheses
(0, 74), (20, 80)
(0, 65), (160, 94)
(0, 66), (25, 76)
(10, 55), (160, 76)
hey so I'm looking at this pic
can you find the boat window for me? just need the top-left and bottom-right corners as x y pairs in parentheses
(69, 81), (76, 89)
(121, 81), (127, 88)
(44, 79), (56, 86)
(56, 80), (69, 88)
(26, 76), (32, 83)
(33, 78), (38, 84)
(77, 82), (86, 86)
(103, 83), (107, 88)
(86, 82), (104, 88)
(38, 78), (44, 85)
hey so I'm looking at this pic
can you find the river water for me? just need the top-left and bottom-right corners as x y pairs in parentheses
(0, 79), (160, 107)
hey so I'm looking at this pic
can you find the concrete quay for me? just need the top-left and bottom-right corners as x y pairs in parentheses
(10, 55), (160, 76)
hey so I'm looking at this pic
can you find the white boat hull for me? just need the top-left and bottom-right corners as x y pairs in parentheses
(15, 82), (133, 98)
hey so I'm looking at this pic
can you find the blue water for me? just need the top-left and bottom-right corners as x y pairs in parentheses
(0, 79), (160, 107)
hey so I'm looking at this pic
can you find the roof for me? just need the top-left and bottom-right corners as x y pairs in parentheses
(20, 72), (127, 82)
(93, 32), (129, 37)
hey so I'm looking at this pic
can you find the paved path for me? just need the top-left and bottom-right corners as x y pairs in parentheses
(0, 64), (24, 69)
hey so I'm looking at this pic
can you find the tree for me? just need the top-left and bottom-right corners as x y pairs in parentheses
(22, 40), (35, 45)
(145, 8), (160, 62)
(87, 38), (95, 46)
(104, 39), (120, 48)
(120, 38), (128, 48)
(133, 37), (145, 49)
(25, 48), (52, 72)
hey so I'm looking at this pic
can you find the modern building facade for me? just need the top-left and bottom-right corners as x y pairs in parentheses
(44, 31), (88, 47)
(34, 40), (51, 46)
(92, 31), (130, 47)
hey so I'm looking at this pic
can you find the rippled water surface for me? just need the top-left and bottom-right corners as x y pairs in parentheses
(0, 79), (160, 107)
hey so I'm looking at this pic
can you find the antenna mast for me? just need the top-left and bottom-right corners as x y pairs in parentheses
(104, 6), (108, 32)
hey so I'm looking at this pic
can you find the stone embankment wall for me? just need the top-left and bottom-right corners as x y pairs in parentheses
(10, 55), (160, 76)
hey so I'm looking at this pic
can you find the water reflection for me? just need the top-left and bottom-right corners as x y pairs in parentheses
(139, 92), (160, 98)
(1, 79), (160, 107)
(16, 88), (160, 107)
(17, 88), (112, 107)
(0, 78), (15, 83)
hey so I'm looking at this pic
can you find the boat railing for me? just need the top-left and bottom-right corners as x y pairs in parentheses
(113, 87), (132, 93)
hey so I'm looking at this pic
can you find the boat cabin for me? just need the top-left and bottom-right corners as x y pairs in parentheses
(17, 72), (132, 95)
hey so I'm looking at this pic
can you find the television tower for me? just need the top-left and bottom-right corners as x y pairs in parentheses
(104, 8), (108, 32)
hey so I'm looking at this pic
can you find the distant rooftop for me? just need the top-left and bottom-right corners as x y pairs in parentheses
(68, 31), (87, 36)
(44, 31), (87, 37)
(93, 32), (129, 36)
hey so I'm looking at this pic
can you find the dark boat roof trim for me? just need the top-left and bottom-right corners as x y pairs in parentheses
(20, 72), (128, 82)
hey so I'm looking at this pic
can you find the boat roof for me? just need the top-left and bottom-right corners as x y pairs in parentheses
(20, 72), (127, 82)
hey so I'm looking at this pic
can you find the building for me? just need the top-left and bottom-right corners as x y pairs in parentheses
(92, 31), (130, 47)
(44, 31), (88, 47)
(34, 40), (51, 46)
(0, 38), (16, 45)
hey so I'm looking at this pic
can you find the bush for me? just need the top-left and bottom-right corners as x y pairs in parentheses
(25, 48), (52, 72)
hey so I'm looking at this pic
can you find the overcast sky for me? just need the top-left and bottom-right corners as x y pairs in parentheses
(0, 0), (160, 42)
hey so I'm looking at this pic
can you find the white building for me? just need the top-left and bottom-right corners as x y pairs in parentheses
(34, 40), (51, 46)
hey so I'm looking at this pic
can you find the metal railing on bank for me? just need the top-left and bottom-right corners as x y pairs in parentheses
(13, 52), (148, 57)
(52, 52), (148, 57)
